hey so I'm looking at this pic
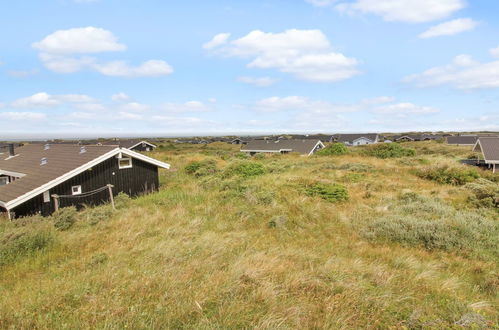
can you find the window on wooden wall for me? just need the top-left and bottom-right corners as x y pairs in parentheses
(43, 190), (50, 202)
(119, 157), (133, 169)
(72, 185), (82, 195)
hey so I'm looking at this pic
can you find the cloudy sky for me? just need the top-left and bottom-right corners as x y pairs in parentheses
(1, 0), (499, 138)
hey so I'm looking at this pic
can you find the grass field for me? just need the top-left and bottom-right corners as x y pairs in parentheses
(1, 141), (498, 329)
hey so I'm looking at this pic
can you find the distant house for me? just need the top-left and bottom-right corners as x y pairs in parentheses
(473, 137), (499, 173)
(241, 139), (325, 156)
(336, 134), (379, 146)
(0, 144), (170, 219)
(230, 138), (249, 145)
(289, 135), (332, 143)
(103, 140), (157, 152)
(447, 135), (478, 146)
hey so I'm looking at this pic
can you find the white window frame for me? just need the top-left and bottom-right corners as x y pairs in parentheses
(118, 157), (133, 169)
(0, 177), (8, 186)
(71, 185), (82, 195)
(43, 190), (50, 203)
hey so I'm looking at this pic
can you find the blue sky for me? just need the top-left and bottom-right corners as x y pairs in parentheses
(1, 0), (498, 139)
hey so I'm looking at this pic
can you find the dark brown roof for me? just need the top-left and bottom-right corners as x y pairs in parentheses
(447, 136), (478, 145)
(474, 137), (499, 162)
(241, 139), (323, 155)
(0, 144), (116, 204)
(101, 140), (156, 149)
(336, 134), (378, 144)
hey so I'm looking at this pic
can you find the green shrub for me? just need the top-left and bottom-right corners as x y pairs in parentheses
(415, 165), (480, 185)
(361, 193), (498, 258)
(0, 227), (54, 266)
(114, 192), (131, 209)
(83, 206), (114, 225)
(338, 163), (374, 172)
(316, 143), (349, 156)
(52, 206), (78, 231)
(224, 161), (266, 178)
(465, 179), (499, 209)
(362, 143), (416, 159)
(304, 183), (349, 203)
(235, 152), (249, 159)
(253, 153), (266, 160)
(185, 159), (218, 177)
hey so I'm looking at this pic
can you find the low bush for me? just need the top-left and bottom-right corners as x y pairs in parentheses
(52, 206), (78, 231)
(361, 193), (498, 259)
(184, 159), (218, 177)
(0, 226), (54, 266)
(83, 206), (114, 225)
(465, 178), (499, 209)
(224, 161), (266, 178)
(304, 183), (349, 203)
(316, 143), (349, 156)
(114, 192), (132, 209)
(362, 143), (416, 159)
(338, 163), (374, 172)
(415, 165), (480, 185)
(234, 152), (249, 159)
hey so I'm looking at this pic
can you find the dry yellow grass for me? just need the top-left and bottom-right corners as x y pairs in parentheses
(0, 141), (497, 329)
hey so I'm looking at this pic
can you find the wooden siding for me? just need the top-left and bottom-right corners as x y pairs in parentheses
(11, 155), (159, 218)
(130, 143), (154, 152)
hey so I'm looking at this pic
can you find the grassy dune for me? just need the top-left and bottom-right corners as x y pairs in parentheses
(0, 142), (498, 328)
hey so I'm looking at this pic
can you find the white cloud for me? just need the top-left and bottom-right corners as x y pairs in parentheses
(205, 29), (360, 82)
(111, 92), (130, 102)
(33, 27), (172, 77)
(93, 60), (173, 77)
(11, 92), (94, 108)
(161, 101), (211, 113)
(490, 46), (499, 58)
(32, 27), (126, 55)
(208, 98), (217, 103)
(362, 96), (395, 105)
(118, 112), (143, 120)
(67, 111), (98, 119)
(419, 18), (477, 39)
(403, 51), (499, 89)
(238, 76), (278, 87)
(0, 112), (46, 121)
(203, 33), (231, 50)
(254, 96), (362, 113)
(335, 0), (466, 23)
(119, 102), (149, 112)
(373, 102), (438, 114)
(75, 103), (108, 111)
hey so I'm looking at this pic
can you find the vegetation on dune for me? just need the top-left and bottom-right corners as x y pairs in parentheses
(362, 142), (416, 158)
(415, 164), (480, 185)
(316, 142), (349, 156)
(0, 141), (498, 328)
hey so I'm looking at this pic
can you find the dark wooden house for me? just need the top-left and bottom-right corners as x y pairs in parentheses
(102, 140), (157, 152)
(0, 144), (170, 219)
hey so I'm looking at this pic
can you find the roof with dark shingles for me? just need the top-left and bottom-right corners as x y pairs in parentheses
(336, 134), (378, 144)
(241, 139), (322, 155)
(447, 136), (478, 145)
(474, 137), (499, 162)
(0, 144), (117, 203)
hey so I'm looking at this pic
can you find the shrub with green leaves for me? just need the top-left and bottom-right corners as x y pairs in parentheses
(316, 143), (349, 156)
(361, 193), (498, 259)
(415, 165), (480, 185)
(465, 178), (499, 209)
(184, 159), (218, 177)
(52, 206), (78, 231)
(114, 192), (131, 209)
(224, 161), (266, 178)
(362, 143), (416, 159)
(304, 183), (349, 203)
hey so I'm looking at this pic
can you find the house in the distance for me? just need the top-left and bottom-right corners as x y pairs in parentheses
(0, 144), (170, 219)
(241, 139), (325, 156)
(336, 134), (379, 146)
(473, 137), (499, 173)
(103, 140), (157, 152)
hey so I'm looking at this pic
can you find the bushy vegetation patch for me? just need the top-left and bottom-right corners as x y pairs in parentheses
(465, 179), (499, 209)
(415, 165), (480, 185)
(114, 192), (132, 209)
(82, 206), (114, 226)
(303, 182), (349, 203)
(316, 143), (349, 156)
(362, 143), (416, 159)
(184, 159), (218, 177)
(52, 206), (78, 231)
(224, 161), (266, 178)
(0, 224), (54, 266)
(362, 193), (498, 259)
